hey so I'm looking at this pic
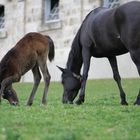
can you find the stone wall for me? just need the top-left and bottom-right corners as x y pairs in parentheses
(0, 1), (25, 60)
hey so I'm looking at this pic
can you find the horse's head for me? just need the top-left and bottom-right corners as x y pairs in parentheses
(57, 66), (82, 104)
(2, 88), (19, 106)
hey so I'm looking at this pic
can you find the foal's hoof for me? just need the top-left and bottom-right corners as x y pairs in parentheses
(42, 101), (47, 105)
(75, 99), (84, 105)
(121, 101), (128, 106)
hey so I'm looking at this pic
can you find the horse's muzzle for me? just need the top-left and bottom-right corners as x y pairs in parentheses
(11, 101), (19, 106)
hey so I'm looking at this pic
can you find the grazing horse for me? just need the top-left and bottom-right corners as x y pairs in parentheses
(58, 1), (140, 105)
(0, 32), (55, 105)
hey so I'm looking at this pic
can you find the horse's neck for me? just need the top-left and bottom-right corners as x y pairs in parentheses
(67, 51), (82, 74)
(66, 31), (83, 74)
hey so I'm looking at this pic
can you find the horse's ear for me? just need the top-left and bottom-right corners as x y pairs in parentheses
(57, 66), (65, 73)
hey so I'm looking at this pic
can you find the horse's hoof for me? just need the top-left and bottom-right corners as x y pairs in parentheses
(27, 102), (33, 106)
(69, 101), (73, 104)
(134, 101), (140, 105)
(75, 99), (84, 105)
(121, 101), (128, 105)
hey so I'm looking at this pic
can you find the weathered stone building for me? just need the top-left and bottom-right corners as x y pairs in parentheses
(0, 0), (139, 81)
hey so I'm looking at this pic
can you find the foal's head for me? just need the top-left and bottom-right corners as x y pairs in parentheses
(2, 89), (19, 105)
(57, 66), (82, 104)
(0, 64), (19, 105)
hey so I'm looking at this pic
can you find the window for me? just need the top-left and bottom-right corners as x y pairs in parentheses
(0, 5), (4, 30)
(103, 0), (120, 8)
(44, 0), (59, 22)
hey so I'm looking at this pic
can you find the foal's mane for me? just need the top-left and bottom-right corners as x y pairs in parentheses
(0, 48), (16, 68)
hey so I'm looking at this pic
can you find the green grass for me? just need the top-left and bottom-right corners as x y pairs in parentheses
(0, 79), (140, 140)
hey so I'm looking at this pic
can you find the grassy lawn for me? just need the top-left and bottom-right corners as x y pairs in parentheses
(0, 79), (140, 140)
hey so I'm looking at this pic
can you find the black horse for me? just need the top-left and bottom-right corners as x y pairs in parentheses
(58, 1), (140, 105)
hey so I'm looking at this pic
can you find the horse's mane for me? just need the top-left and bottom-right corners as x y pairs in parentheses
(66, 10), (96, 74)
(66, 7), (109, 74)
(93, 7), (108, 14)
(66, 27), (83, 74)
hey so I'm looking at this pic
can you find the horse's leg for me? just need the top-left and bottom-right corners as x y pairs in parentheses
(75, 47), (91, 105)
(38, 57), (50, 105)
(130, 50), (140, 105)
(134, 90), (140, 105)
(0, 74), (20, 103)
(27, 64), (41, 106)
(108, 57), (128, 105)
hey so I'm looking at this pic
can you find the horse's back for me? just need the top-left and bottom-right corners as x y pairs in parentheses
(79, 1), (140, 57)
(79, 6), (126, 57)
(115, 1), (140, 48)
(115, 1), (140, 30)
(79, 7), (109, 48)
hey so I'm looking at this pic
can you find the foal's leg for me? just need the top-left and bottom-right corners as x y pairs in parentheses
(38, 58), (50, 105)
(27, 64), (41, 106)
(75, 47), (91, 105)
(130, 50), (140, 105)
(0, 74), (20, 103)
(108, 57), (128, 105)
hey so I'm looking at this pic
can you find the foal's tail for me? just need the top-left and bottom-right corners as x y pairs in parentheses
(46, 36), (55, 62)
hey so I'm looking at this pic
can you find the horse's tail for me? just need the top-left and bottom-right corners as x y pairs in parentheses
(46, 36), (55, 62)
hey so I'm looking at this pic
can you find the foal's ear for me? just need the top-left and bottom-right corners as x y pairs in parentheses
(57, 66), (65, 73)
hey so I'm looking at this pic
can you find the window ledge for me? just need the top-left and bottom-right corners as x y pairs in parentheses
(0, 29), (7, 39)
(38, 19), (62, 32)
